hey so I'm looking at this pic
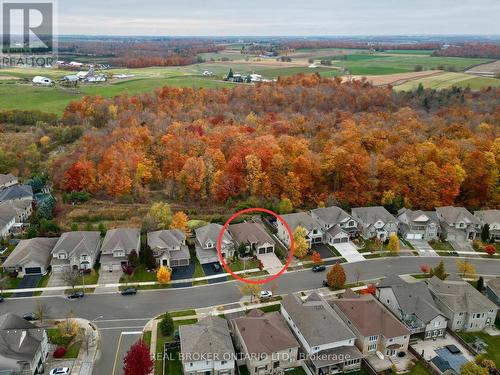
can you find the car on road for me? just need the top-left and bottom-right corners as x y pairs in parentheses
(67, 291), (84, 299)
(212, 263), (221, 273)
(22, 313), (37, 321)
(312, 264), (326, 272)
(260, 290), (273, 299)
(49, 368), (71, 375)
(121, 287), (137, 295)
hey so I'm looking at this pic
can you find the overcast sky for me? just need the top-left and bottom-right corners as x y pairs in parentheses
(55, 0), (499, 36)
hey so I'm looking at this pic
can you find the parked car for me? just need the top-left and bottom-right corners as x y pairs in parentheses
(322, 280), (329, 287)
(49, 368), (71, 375)
(312, 264), (326, 272)
(0, 294), (4, 303)
(22, 313), (37, 321)
(67, 291), (84, 299)
(121, 287), (137, 296)
(212, 263), (221, 273)
(0, 247), (7, 255)
(260, 290), (273, 299)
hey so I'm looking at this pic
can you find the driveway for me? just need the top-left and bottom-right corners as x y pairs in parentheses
(12, 274), (41, 297)
(95, 270), (122, 293)
(311, 243), (335, 259)
(333, 242), (365, 263)
(171, 264), (195, 288)
(202, 262), (226, 284)
(409, 240), (439, 257)
(42, 272), (67, 296)
(450, 240), (475, 254)
(257, 252), (282, 273)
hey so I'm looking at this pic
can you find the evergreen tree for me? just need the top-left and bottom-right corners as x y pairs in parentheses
(481, 224), (490, 242)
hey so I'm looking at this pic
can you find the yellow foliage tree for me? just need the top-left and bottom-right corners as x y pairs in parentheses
(170, 211), (189, 234)
(387, 234), (400, 253)
(239, 283), (262, 303)
(293, 225), (309, 258)
(157, 266), (172, 284)
(456, 260), (476, 278)
(39, 135), (50, 147)
(149, 202), (172, 229)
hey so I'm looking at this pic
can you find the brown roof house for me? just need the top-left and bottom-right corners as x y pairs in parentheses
(229, 222), (275, 256)
(2, 237), (58, 276)
(330, 290), (410, 370)
(231, 309), (300, 375)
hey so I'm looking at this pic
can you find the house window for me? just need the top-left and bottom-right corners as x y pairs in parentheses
(368, 343), (377, 351)
(369, 335), (378, 342)
(426, 331), (432, 338)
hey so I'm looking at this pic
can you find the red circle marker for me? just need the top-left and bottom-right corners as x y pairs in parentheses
(217, 207), (294, 285)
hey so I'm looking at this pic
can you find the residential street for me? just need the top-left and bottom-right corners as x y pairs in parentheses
(2, 256), (500, 375)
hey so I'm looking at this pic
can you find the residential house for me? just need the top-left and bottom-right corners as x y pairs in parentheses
(0, 173), (18, 189)
(281, 293), (363, 375)
(485, 278), (500, 309)
(311, 206), (357, 243)
(0, 184), (33, 204)
(351, 207), (398, 240)
(330, 290), (411, 360)
(50, 231), (102, 273)
(277, 212), (323, 249)
(0, 313), (49, 375)
(427, 276), (498, 332)
(147, 229), (190, 268)
(0, 205), (16, 238)
(179, 316), (236, 375)
(397, 209), (440, 240)
(231, 309), (300, 375)
(474, 210), (500, 242)
(376, 275), (448, 340)
(2, 237), (58, 276)
(229, 222), (275, 256)
(435, 206), (481, 241)
(0, 199), (33, 222)
(99, 228), (140, 272)
(194, 224), (235, 264)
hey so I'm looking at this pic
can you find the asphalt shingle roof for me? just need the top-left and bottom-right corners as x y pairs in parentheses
(280, 212), (320, 232)
(100, 228), (140, 253)
(351, 206), (396, 225)
(311, 206), (351, 225)
(52, 231), (101, 258)
(2, 237), (58, 268)
(436, 206), (481, 225)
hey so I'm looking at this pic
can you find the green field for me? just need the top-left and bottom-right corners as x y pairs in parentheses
(394, 72), (500, 91)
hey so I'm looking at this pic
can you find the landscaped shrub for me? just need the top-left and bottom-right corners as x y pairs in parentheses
(53, 347), (66, 358)
(159, 313), (174, 336)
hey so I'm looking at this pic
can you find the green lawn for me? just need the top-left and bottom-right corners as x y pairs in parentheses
(192, 258), (208, 286)
(228, 258), (260, 273)
(258, 304), (281, 313)
(64, 341), (82, 359)
(120, 265), (157, 283)
(458, 331), (500, 367)
(164, 347), (183, 375)
(406, 363), (432, 375)
(286, 367), (308, 375)
(170, 309), (196, 318)
(142, 331), (152, 348)
(429, 240), (455, 252)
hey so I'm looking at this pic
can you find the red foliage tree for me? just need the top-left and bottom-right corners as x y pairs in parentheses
(360, 284), (376, 295)
(326, 262), (346, 289)
(312, 251), (323, 264)
(53, 347), (66, 358)
(485, 245), (496, 256)
(420, 264), (430, 274)
(123, 339), (153, 375)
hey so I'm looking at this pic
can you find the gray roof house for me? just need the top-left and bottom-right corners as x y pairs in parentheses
(276, 212), (323, 249)
(231, 309), (300, 375)
(194, 223), (235, 264)
(179, 316), (235, 375)
(486, 278), (500, 308)
(397, 209), (440, 240)
(311, 206), (356, 244)
(2, 237), (58, 276)
(100, 228), (140, 272)
(0, 184), (33, 203)
(147, 229), (190, 268)
(427, 276), (498, 332)
(0, 204), (16, 238)
(281, 293), (363, 375)
(376, 275), (448, 340)
(475, 210), (500, 241)
(0, 313), (48, 375)
(436, 206), (481, 241)
(50, 231), (102, 273)
(229, 222), (275, 256)
(0, 173), (18, 189)
(0, 199), (32, 223)
(351, 206), (398, 240)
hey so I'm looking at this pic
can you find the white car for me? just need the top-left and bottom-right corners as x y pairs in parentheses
(260, 290), (273, 299)
(49, 368), (71, 375)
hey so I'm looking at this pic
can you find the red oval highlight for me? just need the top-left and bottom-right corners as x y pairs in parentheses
(217, 207), (294, 285)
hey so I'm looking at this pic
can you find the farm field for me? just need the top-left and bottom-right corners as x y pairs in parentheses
(394, 72), (500, 91)
(350, 70), (444, 86)
(465, 59), (500, 76)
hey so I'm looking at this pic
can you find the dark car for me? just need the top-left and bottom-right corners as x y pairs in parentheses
(312, 264), (326, 272)
(212, 263), (221, 273)
(121, 287), (137, 296)
(0, 295), (4, 303)
(322, 280), (329, 287)
(22, 313), (37, 321)
(67, 291), (84, 299)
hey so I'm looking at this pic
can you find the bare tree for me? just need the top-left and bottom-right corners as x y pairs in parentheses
(354, 267), (362, 286)
(34, 300), (51, 324)
(61, 268), (81, 290)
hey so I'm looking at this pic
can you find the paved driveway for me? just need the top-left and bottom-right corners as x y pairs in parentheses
(450, 240), (475, 254)
(42, 272), (67, 296)
(257, 252), (282, 273)
(202, 262), (226, 284)
(409, 240), (439, 257)
(12, 275), (41, 297)
(171, 264), (195, 288)
(311, 243), (335, 259)
(333, 242), (365, 263)
(95, 270), (122, 293)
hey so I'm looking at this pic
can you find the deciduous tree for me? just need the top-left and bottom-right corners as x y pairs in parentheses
(456, 260), (476, 278)
(387, 234), (400, 253)
(123, 339), (154, 375)
(170, 211), (189, 234)
(157, 266), (172, 284)
(293, 225), (308, 258)
(326, 262), (346, 289)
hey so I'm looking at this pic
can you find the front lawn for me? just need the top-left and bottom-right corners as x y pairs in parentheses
(64, 341), (82, 358)
(83, 269), (99, 284)
(286, 367), (307, 375)
(170, 309), (196, 318)
(429, 240), (454, 252)
(457, 331), (500, 367)
(142, 330), (152, 348)
(192, 258), (207, 286)
(228, 258), (260, 273)
(120, 265), (157, 283)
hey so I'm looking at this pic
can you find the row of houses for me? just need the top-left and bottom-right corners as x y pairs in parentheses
(276, 206), (499, 248)
(177, 276), (500, 375)
(0, 174), (34, 238)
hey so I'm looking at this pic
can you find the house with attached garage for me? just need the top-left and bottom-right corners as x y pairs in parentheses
(147, 229), (190, 268)
(435, 206), (481, 241)
(281, 293), (363, 375)
(376, 275), (448, 341)
(0, 313), (49, 375)
(228, 222), (275, 256)
(485, 278), (500, 308)
(231, 309), (300, 375)
(474, 209), (500, 242)
(179, 316), (236, 375)
(426, 276), (498, 332)
(397, 208), (440, 240)
(330, 289), (410, 362)
(99, 228), (140, 272)
(195, 223), (235, 264)
(277, 212), (323, 249)
(351, 206), (398, 241)
(50, 231), (101, 273)
(311, 206), (357, 244)
(0, 173), (18, 189)
(1, 237), (58, 276)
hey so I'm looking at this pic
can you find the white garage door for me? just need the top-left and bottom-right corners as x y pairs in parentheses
(407, 233), (423, 240)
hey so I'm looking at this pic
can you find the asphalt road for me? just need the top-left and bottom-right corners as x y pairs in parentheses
(3, 256), (500, 375)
